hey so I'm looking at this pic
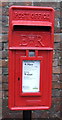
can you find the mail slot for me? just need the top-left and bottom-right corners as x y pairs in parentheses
(8, 6), (54, 110)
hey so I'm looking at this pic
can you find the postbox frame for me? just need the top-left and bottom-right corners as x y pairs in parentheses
(8, 6), (54, 110)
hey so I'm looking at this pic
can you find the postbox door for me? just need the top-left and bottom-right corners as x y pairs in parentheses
(13, 50), (52, 108)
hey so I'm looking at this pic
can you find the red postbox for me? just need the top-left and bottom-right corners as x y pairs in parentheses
(8, 6), (54, 110)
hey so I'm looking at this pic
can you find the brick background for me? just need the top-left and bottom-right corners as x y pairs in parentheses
(0, 1), (62, 120)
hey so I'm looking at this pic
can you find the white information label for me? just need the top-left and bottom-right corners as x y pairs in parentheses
(22, 60), (40, 93)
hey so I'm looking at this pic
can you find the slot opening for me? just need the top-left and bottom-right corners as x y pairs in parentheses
(13, 25), (51, 32)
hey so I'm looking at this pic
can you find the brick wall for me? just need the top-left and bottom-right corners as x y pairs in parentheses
(1, 1), (62, 120)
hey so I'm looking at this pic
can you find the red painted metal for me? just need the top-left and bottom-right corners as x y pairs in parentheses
(8, 6), (54, 110)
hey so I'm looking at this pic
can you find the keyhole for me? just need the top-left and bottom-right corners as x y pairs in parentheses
(18, 77), (20, 80)
(29, 50), (35, 57)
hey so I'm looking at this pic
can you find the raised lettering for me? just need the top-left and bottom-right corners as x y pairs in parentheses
(19, 35), (45, 47)
(13, 11), (50, 20)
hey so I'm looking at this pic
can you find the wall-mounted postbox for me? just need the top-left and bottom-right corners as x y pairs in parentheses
(8, 6), (54, 110)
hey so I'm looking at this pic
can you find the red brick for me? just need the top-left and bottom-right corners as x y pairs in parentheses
(53, 66), (60, 73)
(2, 59), (8, 67)
(0, 42), (2, 50)
(2, 50), (8, 59)
(60, 74), (62, 81)
(0, 51), (2, 59)
(2, 2), (8, 7)
(24, 2), (32, 6)
(55, 18), (60, 28)
(2, 15), (8, 23)
(52, 81), (62, 89)
(0, 99), (2, 119)
(2, 106), (22, 119)
(8, 2), (25, 6)
(54, 27), (60, 33)
(0, 84), (2, 91)
(2, 6), (9, 16)
(56, 104), (61, 112)
(2, 83), (8, 91)
(52, 89), (61, 97)
(54, 43), (60, 50)
(32, 110), (49, 118)
(60, 82), (62, 89)
(0, 68), (2, 75)
(58, 59), (61, 66)
(52, 97), (60, 104)
(2, 22), (8, 28)
(2, 68), (8, 75)
(60, 42), (62, 50)
(2, 28), (8, 34)
(60, 66), (62, 73)
(60, 28), (62, 33)
(52, 74), (60, 81)
(33, 2), (60, 8)
(0, 7), (2, 16)
(0, 75), (2, 82)
(60, 6), (62, 17)
(2, 101), (23, 118)
(0, 60), (2, 67)
(0, 98), (2, 107)
(2, 34), (8, 42)
(53, 50), (60, 59)
(53, 50), (55, 58)
(2, 75), (8, 83)
(53, 59), (59, 67)
(8, 2), (16, 6)
(3, 42), (8, 50)
(3, 91), (8, 98)
(0, 34), (2, 42)
(55, 9), (60, 19)
(0, 91), (2, 99)
(12, 2), (32, 6)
